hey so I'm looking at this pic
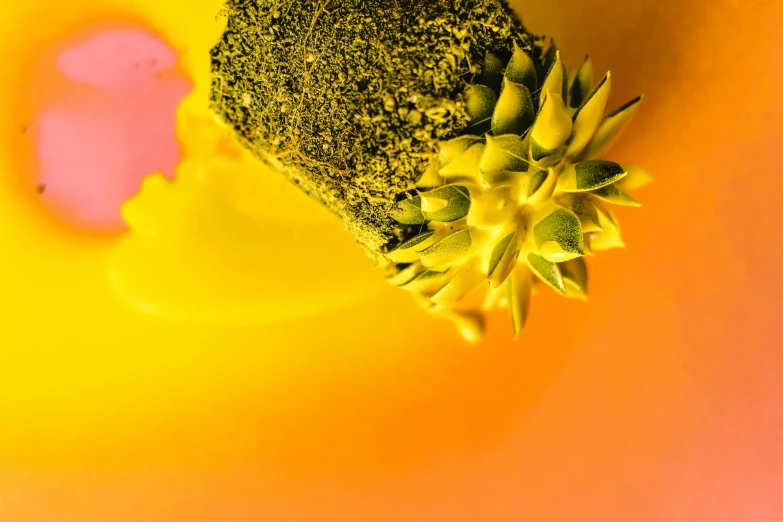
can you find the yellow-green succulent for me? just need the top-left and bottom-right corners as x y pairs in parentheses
(385, 41), (653, 342)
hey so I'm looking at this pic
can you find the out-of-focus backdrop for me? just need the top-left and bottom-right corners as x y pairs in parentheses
(1, 0), (781, 521)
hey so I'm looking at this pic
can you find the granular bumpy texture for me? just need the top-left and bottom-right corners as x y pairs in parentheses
(210, 0), (533, 258)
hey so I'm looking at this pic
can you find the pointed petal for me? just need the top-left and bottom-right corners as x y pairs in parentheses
(505, 42), (537, 94)
(439, 136), (483, 169)
(451, 311), (485, 344)
(480, 134), (530, 173)
(539, 50), (567, 108)
(488, 231), (520, 287)
(464, 84), (497, 135)
(581, 234), (595, 256)
(568, 55), (593, 109)
(526, 169), (549, 198)
(401, 269), (451, 294)
(539, 40), (558, 82)
(398, 231), (436, 249)
(526, 168), (557, 205)
(389, 195), (426, 225)
(482, 282), (507, 310)
(531, 91), (573, 160)
(579, 95), (643, 160)
(557, 160), (626, 192)
(420, 185), (471, 222)
(387, 263), (423, 286)
(590, 183), (641, 207)
(416, 157), (443, 188)
(386, 231), (437, 263)
(430, 262), (485, 305)
(589, 229), (625, 251)
(557, 194), (603, 233)
(467, 186), (514, 229)
(492, 77), (535, 136)
(566, 72), (612, 157)
(419, 228), (472, 267)
(507, 266), (533, 339)
(439, 142), (485, 182)
(589, 204), (625, 251)
(560, 257), (588, 300)
(526, 253), (566, 295)
(481, 52), (505, 96)
(533, 207), (585, 262)
(616, 163), (655, 192)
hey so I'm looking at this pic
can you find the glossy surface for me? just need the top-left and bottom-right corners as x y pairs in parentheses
(1, 0), (782, 521)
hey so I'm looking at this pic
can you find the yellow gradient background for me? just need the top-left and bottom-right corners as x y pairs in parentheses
(1, 1), (782, 521)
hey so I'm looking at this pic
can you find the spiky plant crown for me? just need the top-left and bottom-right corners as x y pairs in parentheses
(385, 41), (652, 342)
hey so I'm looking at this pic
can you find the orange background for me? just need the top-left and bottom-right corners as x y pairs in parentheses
(1, 0), (782, 521)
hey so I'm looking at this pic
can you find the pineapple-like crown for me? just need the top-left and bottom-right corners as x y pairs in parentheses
(385, 40), (652, 342)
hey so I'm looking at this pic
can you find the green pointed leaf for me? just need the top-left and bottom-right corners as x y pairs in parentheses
(401, 269), (450, 294)
(488, 231), (520, 287)
(386, 231), (437, 263)
(464, 84), (497, 135)
(539, 50), (567, 108)
(492, 77), (535, 136)
(590, 183), (641, 207)
(507, 266), (533, 339)
(560, 257), (588, 300)
(389, 196), (426, 225)
(398, 231), (435, 250)
(557, 194), (603, 233)
(526, 253), (565, 295)
(616, 163), (655, 192)
(566, 72), (611, 157)
(481, 52), (505, 96)
(505, 42), (537, 94)
(420, 185), (471, 222)
(531, 91), (573, 160)
(557, 160), (626, 192)
(579, 95), (643, 160)
(487, 232), (515, 277)
(430, 263), (485, 305)
(533, 208), (584, 262)
(480, 134), (529, 173)
(568, 55), (593, 109)
(419, 228), (472, 267)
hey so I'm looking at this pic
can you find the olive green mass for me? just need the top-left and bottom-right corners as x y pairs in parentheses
(210, 0), (533, 258)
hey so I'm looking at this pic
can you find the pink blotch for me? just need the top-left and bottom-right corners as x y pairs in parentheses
(56, 30), (179, 91)
(34, 28), (192, 232)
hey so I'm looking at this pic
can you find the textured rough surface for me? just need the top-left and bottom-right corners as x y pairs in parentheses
(210, 0), (532, 257)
